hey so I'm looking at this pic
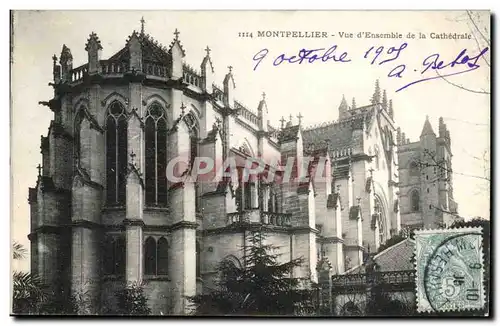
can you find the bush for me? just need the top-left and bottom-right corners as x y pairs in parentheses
(115, 282), (151, 316)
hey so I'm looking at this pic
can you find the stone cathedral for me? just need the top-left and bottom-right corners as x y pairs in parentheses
(28, 22), (457, 315)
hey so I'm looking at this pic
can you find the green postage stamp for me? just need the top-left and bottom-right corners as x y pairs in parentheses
(415, 227), (485, 313)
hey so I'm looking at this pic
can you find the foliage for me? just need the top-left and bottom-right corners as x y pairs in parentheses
(12, 271), (47, 314)
(115, 282), (152, 316)
(377, 229), (414, 254)
(365, 284), (416, 316)
(13, 241), (28, 260)
(189, 230), (317, 316)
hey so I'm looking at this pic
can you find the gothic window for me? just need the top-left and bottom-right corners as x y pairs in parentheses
(157, 237), (169, 275)
(244, 182), (252, 209)
(106, 101), (128, 205)
(184, 112), (199, 169)
(144, 236), (169, 276)
(196, 241), (201, 278)
(144, 237), (157, 275)
(267, 190), (279, 213)
(409, 161), (419, 177)
(411, 190), (420, 212)
(112, 235), (126, 275)
(374, 197), (385, 245)
(103, 237), (115, 275)
(184, 112), (200, 212)
(145, 103), (168, 206)
(74, 109), (86, 165)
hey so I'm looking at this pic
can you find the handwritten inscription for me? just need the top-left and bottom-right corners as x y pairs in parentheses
(252, 43), (489, 92)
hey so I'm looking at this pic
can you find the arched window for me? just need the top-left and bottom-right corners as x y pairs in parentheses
(103, 237), (115, 275)
(144, 237), (157, 275)
(374, 196), (386, 245)
(184, 112), (200, 212)
(102, 235), (126, 276)
(184, 112), (199, 169)
(267, 190), (279, 213)
(106, 102), (128, 205)
(114, 235), (126, 275)
(196, 241), (201, 278)
(145, 103), (168, 206)
(74, 109), (85, 164)
(409, 161), (419, 177)
(411, 190), (420, 212)
(157, 237), (169, 275)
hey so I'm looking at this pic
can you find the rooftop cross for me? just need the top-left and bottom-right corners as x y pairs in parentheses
(205, 45), (211, 56)
(228, 65), (233, 73)
(297, 112), (303, 125)
(279, 116), (286, 129)
(140, 17), (145, 35)
(174, 28), (180, 40)
(289, 114), (293, 122)
(36, 164), (42, 176)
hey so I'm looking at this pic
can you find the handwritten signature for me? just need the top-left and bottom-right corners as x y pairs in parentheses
(252, 43), (489, 92)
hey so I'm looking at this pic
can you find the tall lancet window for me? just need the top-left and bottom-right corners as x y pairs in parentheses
(145, 103), (168, 206)
(374, 197), (385, 245)
(106, 101), (128, 205)
(184, 112), (199, 170)
(185, 112), (200, 211)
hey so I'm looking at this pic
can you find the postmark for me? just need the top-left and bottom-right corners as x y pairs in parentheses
(415, 227), (484, 313)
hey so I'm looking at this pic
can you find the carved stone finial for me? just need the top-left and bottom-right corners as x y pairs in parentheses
(289, 114), (293, 122)
(36, 164), (42, 176)
(180, 102), (186, 116)
(228, 65), (233, 74)
(52, 54), (57, 65)
(140, 16), (145, 35)
(262, 92), (266, 100)
(130, 151), (136, 165)
(297, 112), (303, 125)
(356, 197), (361, 205)
(279, 116), (286, 129)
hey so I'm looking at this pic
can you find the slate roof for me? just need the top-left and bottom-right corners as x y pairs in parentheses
(302, 105), (374, 152)
(279, 124), (300, 142)
(346, 238), (415, 274)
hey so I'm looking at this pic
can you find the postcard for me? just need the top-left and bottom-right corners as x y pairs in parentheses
(10, 10), (491, 316)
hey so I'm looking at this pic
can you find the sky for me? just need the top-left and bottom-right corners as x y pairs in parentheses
(11, 10), (490, 271)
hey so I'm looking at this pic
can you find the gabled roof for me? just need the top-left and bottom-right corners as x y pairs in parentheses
(109, 32), (172, 65)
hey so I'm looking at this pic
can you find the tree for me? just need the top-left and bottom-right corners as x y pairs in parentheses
(12, 241), (47, 314)
(114, 281), (152, 316)
(438, 11), (490, 95)
(189, 230), (317, 316)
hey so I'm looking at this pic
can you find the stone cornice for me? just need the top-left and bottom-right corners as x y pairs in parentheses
(343, 244), (366, 252)
(170, 221), (199, 231)
(123, 218), (145, 228)
(318, 236), (344, 244)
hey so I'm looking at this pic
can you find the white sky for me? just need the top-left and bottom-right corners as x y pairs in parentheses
(11, 10), (490, 271)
